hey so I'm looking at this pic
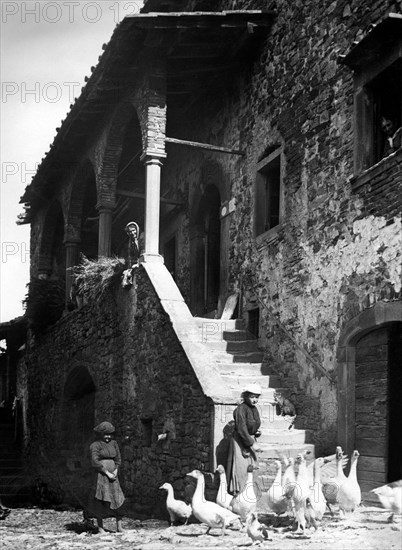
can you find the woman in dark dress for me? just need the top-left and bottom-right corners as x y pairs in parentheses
(86, 421), (125, 533)
(226, 383), (262, 495)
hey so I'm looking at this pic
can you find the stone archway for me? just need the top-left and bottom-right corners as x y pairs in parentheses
(189, 162), (231, 316)
(190, 184), (221, 316)
(60, 366), (96, 505)
(337, 301), (402, 493)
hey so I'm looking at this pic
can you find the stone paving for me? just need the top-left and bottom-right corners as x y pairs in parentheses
(0, 505), (400, 549)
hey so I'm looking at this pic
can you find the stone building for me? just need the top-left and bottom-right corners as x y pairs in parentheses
(13, 0), (402, 514)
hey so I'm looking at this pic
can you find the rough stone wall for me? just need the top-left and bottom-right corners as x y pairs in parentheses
(160, 0), (402, 454)
(22, 269), (213, 515)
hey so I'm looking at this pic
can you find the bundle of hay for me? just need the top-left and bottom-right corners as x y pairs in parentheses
(69, 255), (126, 303)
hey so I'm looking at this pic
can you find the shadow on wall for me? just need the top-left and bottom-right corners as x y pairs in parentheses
(215, 420), (235, 471)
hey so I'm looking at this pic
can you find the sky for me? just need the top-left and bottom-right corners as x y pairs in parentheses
(0, 0), (144, 322)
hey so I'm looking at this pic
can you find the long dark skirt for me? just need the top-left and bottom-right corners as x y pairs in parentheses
(84, 459), (125, 519)
(226, 432), (257, 495)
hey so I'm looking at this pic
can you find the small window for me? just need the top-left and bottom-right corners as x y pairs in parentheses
(363, 59), (402, 166)
(341, 14), (402, 173)
(247, 308), (260, 338)
(254, 147), (282, 238)
(141, 418), (153, 447)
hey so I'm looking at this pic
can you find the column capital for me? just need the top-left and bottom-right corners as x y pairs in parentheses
(140, 150), (167, 164)
(96, 200), (116, 212)
(63, 236), (81, 246)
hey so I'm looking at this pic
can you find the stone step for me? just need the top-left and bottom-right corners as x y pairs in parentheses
(193, 317), (244, 330)
(260, 418), (297, 431)
(213, 351), (264, 363)
(230, 388), (280, 400)
(199, 328), (256, 343)
(256, 443), (315, 461)
(0, 458), (23, 467)
(220, 373), (282, 389)
(205, 340), (260, 353)
(0, 476), (28, 491)
(222, 330), (255, 342)
(0, 450), (20, 459)
(0, 465), (24, 474)
(215, 362), (271, 375)
(219, 403), (292, 429)
(257, 429), (311, 445)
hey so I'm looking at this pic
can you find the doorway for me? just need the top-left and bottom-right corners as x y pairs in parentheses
(191, 185), (221, 316)
(355, 322), (402, 490)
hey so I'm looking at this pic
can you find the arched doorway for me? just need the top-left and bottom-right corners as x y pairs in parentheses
(355, 323), (402, 486)
(190, 184), (221, 316)
(337, 303), (402, 494)
(61, 366), (96, 505)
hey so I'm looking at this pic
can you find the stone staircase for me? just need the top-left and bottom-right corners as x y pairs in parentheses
(0, 421), (30, 506)
(142, 261), (314, 508)
(194, 317), (315, 462)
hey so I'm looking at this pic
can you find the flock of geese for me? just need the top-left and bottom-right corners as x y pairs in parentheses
(159, 446), (402, 544)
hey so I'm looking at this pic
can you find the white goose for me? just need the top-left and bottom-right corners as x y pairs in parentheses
(371, 479), (402, 523)
(338, 450), (361, 517)
(267, 460), (289, 515)
(231, 464), (259, 521)
(308, 457), (327, 521)
(159, 482), (192, 526)
(322, 446), (347, 508)
(293, 454), (311, 533)
(282, 457), (297, 500)
(215, 465), (233, 510)
(186, 470), (240, 535)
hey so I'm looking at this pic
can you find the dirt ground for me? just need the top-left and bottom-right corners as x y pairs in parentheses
(0, 505), (400, 550)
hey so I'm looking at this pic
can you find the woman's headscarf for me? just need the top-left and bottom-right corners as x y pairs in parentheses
(93, 421), (115, 435)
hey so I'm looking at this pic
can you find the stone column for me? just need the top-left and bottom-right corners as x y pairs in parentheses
(64, 238), (80, 303)
(140, 153), (166, 263)
(97, 202), (115, 258)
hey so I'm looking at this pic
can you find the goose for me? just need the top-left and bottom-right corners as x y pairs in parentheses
(338, 450), (361, 517)
(245, 511), (271, 544)
(215, 465), (233, 510)
(308, 457), (327, 521)
(370, 479), (402, 523)
(186, 470), (241, 535)
(292, 453), (311, 533)
(267, 460), (289, 515)
(230, 464), (259, 521)
(282, 457), (297, 500)
(159, 482), (192, 526)
(304, 497), (318, 530)
(306, 451), (348, 486)
(322, 446), (347, 508)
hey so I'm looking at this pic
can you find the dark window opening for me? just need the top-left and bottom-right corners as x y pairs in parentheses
(247, 308), (260, 338)
(164, 236), (176, 280)
(255, 149), (281, 237)
(141, 418), (153, 447)
(370, 59), (402, 164)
